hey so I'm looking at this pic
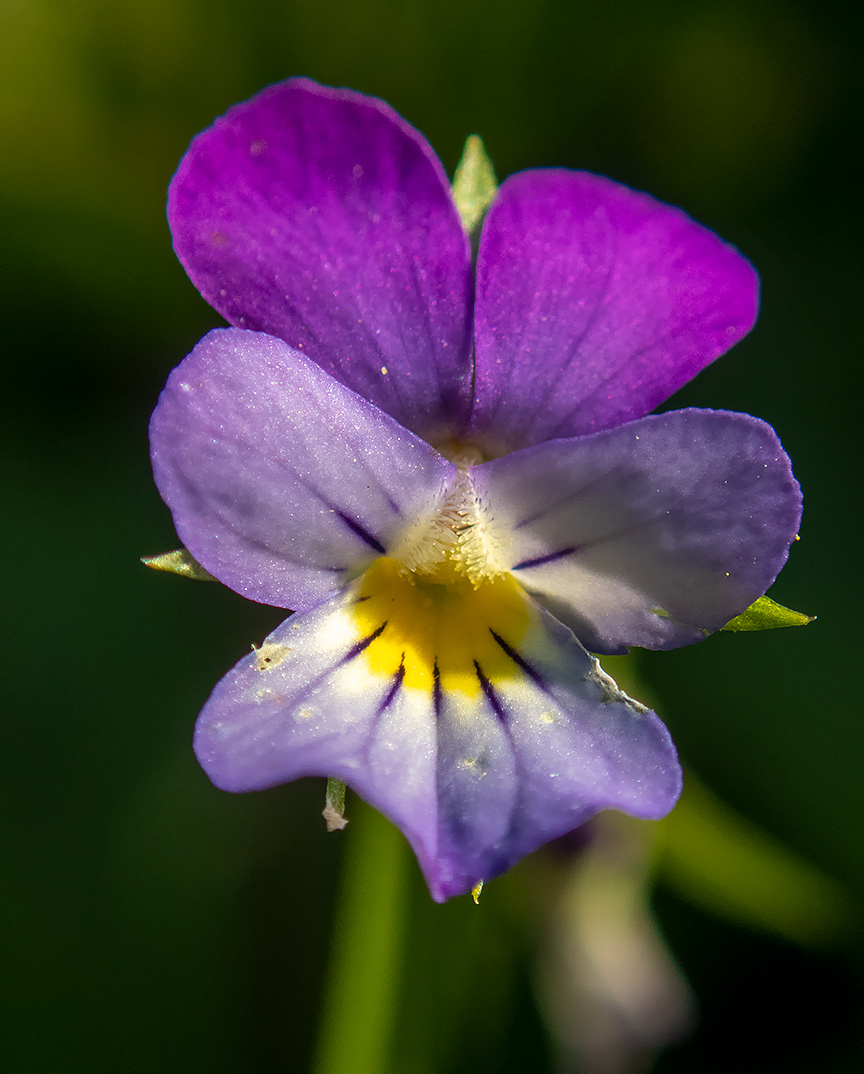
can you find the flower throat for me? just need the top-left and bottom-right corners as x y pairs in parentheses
(352, 468), (529, 696)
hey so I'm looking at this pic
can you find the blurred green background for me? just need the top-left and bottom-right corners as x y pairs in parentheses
(2, 0), (862, 1070)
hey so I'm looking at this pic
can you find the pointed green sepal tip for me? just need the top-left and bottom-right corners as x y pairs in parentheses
(451, 135), (498, 236)
(721, 594), (815, 633)
(141, 547), (217, 581)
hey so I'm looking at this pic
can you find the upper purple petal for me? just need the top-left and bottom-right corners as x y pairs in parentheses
(473, 409), (802, 654)
(149, 328), (455, 610)
(469, 170), (759, 450)
(168, 78), (474, 443)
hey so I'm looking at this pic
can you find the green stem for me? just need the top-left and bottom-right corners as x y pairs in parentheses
(314, 799), (408, 1074)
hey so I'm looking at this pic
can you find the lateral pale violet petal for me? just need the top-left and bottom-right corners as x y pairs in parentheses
(471, 170), (759, 449)
(473, 409), (802, 654)
(149, 329), (455, 611)
(168, 78), (474, 442)
(195, 561), (680, 902)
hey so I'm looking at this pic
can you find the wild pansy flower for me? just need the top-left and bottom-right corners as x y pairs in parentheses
(150, 79), (801, 902)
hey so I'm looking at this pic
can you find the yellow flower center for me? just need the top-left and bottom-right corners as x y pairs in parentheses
(352, 557), (531, 697)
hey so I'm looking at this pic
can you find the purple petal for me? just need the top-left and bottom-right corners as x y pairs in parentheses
(473, 409), (801, 654)
(194, 589), (440, 883)
(470, 170), (759, 450)
(195, 572), (679, 902)
(150, 328), (455, 610)
(168, 79), (474, 442)
(433, 603), (680, 898)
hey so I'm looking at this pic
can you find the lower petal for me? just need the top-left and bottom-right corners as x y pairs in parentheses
(195, 565), (680, 901)
(194, 586), (440, 886)
(433, 601), (680, 898)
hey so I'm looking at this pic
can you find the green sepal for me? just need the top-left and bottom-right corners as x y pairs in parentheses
(323, 777), (349, 832)
(721, 594), (815, 632)
(451, 135), (498, 237)
(141, 547), (217, 581)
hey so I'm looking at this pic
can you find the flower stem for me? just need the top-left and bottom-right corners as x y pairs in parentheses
(313, 798), (408, 1074)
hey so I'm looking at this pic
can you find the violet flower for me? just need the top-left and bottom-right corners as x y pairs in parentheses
(150, 79), (801, 901)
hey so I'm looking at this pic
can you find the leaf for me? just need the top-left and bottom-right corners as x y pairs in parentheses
(141, 547), (217, 581)
(721, 594), (815, 632)
(657, 776), (853, 948)
(451, 135), (498, 237)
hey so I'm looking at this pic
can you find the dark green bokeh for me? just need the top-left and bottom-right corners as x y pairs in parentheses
(3, 1), (862, 1070)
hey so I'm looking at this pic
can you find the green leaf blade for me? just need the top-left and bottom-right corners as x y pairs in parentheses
(658, 776), (854, 948)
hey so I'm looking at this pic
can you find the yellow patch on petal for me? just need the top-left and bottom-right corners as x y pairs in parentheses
(353, 557), (531, 697)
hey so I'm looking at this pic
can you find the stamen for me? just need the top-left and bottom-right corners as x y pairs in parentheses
(389, 469), (508, 587)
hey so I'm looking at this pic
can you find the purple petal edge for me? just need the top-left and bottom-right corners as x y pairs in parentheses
(194, 584), (681, 903)
(150, 328), (455, 610)
(473, 408), (802, 654)
(168, 78), (474, 442)
(471, 169), (759, 450)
